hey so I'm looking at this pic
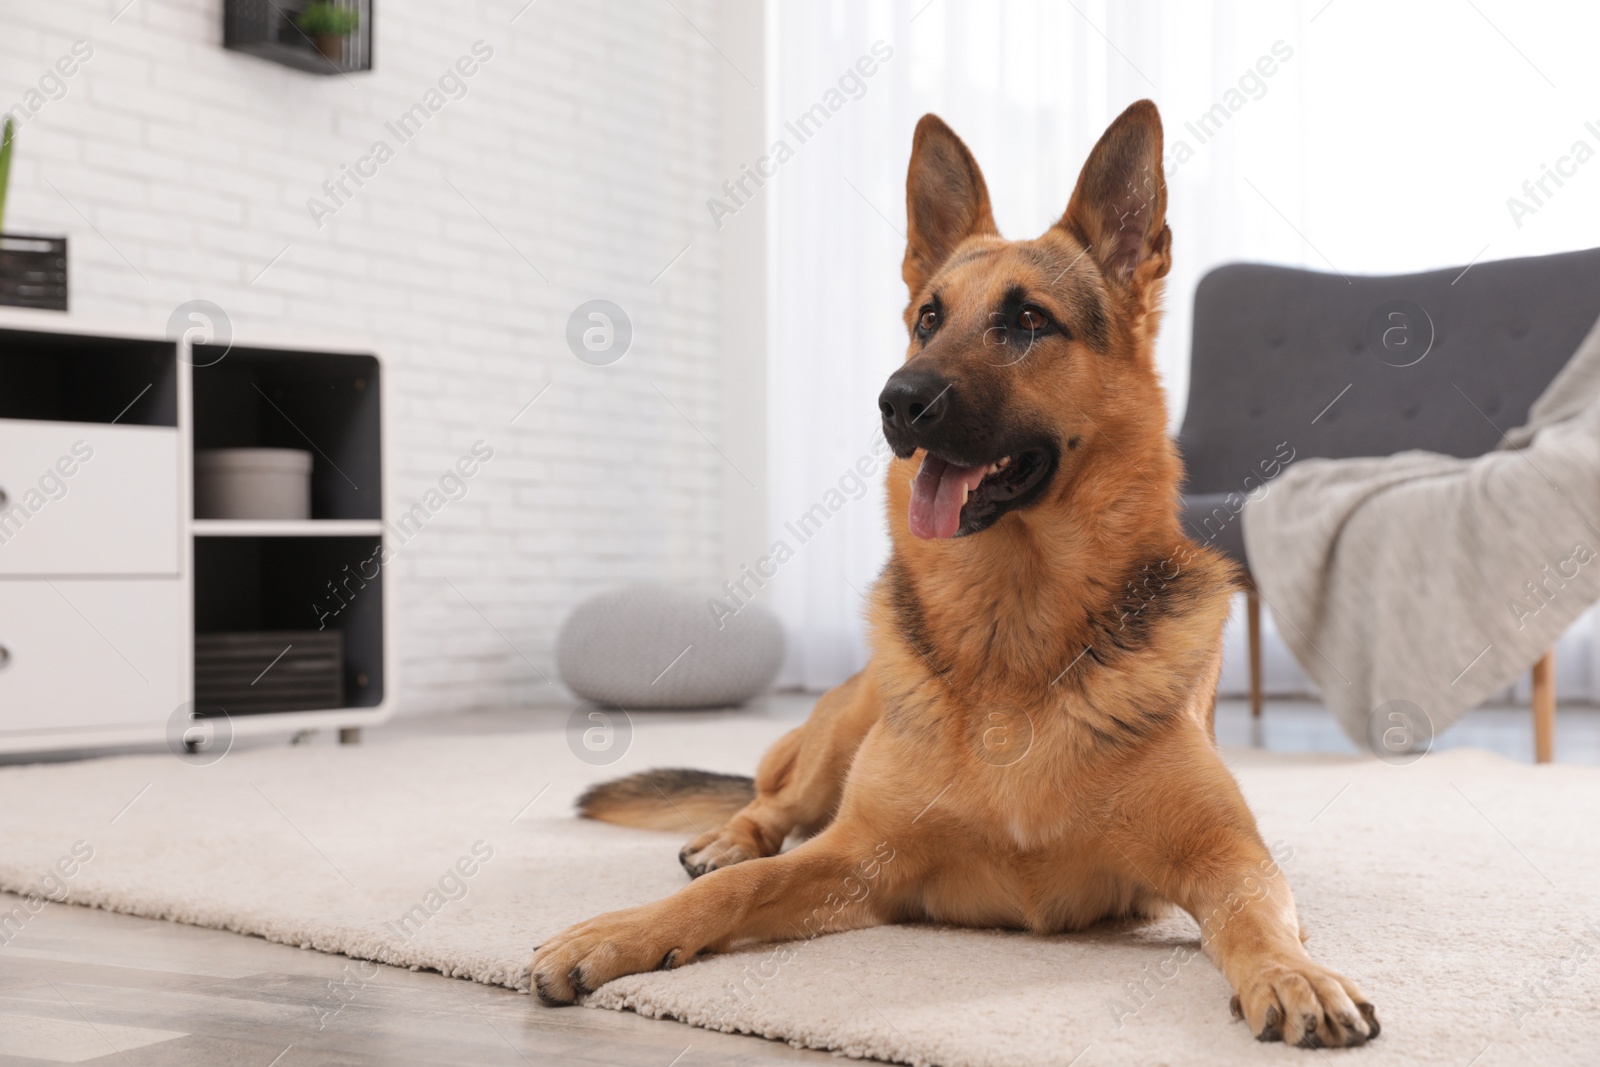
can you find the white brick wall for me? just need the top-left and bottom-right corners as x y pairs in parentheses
(2, 0), (727, 714)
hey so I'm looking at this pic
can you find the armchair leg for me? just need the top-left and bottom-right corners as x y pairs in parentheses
(1247, 589), (1263, 719)
(1532, 649), (1555, 764)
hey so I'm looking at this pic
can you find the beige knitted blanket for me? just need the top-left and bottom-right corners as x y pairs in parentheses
(1243, 313), (1600, 752)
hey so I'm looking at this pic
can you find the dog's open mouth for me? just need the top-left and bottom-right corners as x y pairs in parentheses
(908, 446), (1055, 539)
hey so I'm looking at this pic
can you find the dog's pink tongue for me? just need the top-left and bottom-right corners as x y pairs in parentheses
(908, 453), (986, 539)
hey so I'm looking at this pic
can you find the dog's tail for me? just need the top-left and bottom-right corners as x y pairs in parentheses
(576, 768), (755, 832)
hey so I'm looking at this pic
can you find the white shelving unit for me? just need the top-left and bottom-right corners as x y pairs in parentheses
(0, 308), (394, 754)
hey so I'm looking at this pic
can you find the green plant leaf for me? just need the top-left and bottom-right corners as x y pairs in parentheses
(296, 1), (359, 37)
(0, 118), (14, 235)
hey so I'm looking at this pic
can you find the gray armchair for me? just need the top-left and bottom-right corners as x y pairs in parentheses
(1177, 246), (1600, 760)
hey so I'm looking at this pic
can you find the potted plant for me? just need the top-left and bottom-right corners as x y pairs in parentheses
(225, 0), (371, 74)
(297, 1), (359, 63)
(0, 119), (69, 311)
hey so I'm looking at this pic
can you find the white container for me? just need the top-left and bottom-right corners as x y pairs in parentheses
(194, 448), (313, 520)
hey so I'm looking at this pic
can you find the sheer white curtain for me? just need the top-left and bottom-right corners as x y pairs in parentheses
(765, 0), (1600, 698)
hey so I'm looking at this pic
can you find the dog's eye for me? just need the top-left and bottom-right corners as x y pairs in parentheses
(1018, 307), (1049, 331)
(917, 306), (938, 332)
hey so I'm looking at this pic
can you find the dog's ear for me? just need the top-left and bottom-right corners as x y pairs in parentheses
(902, 114), (998, 298)
(1058, 100), (1170, 292)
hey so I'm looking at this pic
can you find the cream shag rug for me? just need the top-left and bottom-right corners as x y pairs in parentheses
(1, 714), (1597, 1067)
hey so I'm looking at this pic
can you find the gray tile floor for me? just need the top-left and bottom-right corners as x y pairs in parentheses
(1, 694), (1593, 1065)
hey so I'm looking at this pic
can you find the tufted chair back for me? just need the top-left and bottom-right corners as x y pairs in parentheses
(1176, 246), (1600, 572)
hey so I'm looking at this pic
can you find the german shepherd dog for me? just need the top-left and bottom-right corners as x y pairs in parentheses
(531, 101), (1379, 1049)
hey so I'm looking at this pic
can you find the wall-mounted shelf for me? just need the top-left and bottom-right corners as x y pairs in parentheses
(223, 0), (373, 76)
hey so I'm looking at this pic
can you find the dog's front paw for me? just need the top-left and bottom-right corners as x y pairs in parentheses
(530, 907), (691, 1006)
(1230, 957), (1379, 1048)
(679, 825), (765, 878)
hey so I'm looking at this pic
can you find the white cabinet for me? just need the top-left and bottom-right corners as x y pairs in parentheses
(0, 578), (186, 734)
(0, 420), (181, 575)
(0, 312), (393, 755)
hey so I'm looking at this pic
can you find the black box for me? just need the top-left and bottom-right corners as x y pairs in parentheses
(0, 235), (67, 311)
(196, 630), (344, 715)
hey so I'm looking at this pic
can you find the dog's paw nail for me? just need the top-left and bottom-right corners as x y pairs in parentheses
(657, 948), (680, 971)
(1229, 994), (1242, 1020)
(1357, 1002), (1380, 1040)
(568, 967), (592, 997)
(532, 974), (570, 1007)
(1295, 1014), (1323, 1049)
(1255, 1004), (1284, 1042)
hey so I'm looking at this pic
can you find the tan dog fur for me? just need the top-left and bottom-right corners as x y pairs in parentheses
(531, 100), (1378, 1050)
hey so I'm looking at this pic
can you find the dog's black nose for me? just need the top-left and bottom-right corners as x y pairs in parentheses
(878, 370), (951, 436)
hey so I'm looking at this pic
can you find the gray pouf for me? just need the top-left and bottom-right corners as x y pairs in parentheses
(556, 584), (785, 708)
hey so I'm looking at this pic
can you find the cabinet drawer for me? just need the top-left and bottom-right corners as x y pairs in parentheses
(0, 578), (186, 735)
(0, 419), (180, 575)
